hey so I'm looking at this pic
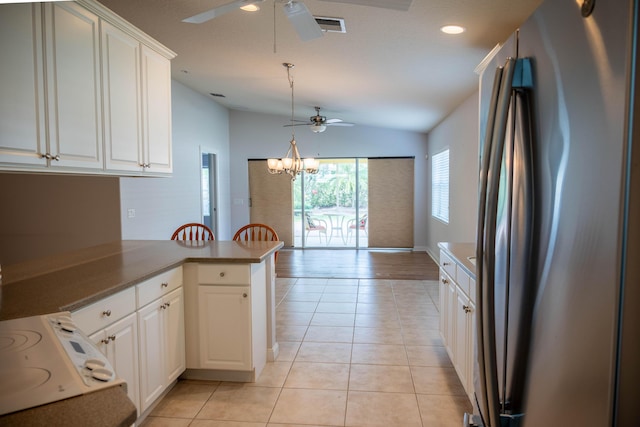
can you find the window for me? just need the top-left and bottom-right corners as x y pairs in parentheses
(432, 149), (449, 223)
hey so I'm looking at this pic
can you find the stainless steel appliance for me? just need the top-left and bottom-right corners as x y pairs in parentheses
(0, 312), (126, 416)
(469, 0), (639, 425)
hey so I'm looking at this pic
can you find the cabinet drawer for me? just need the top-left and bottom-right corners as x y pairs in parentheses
(440, 251), (456, 280)
(137, 266), (183, 308)
(457, 267), (471, 300)
(197, 264), (251, 285)
(469, 277), (476, 304)
(72, 287), (136, 335)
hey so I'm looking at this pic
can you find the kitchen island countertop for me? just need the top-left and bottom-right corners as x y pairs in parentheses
(0, 239), (283, 320)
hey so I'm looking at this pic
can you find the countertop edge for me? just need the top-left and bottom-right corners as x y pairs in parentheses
(437, 242), (476, 279)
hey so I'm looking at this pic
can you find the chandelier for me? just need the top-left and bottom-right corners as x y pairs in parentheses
(267, 63), (319, 181)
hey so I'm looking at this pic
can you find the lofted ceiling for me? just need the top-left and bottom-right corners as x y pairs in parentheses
(99, 0), (542, 133)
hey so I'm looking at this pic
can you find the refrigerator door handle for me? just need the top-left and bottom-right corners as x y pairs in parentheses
(473, 64), (503, 427)
(479, 57), (517, 427)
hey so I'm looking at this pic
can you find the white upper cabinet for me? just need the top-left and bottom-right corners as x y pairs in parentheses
(0, 4), (47, 166)
(0, 0), (175, 176)
(102, 20), (142, 172)
(45, 2), (103, 170)
(141, 46), (173, 174)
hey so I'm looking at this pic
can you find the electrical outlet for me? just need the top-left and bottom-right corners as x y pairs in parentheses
(127, 208), (136, 218)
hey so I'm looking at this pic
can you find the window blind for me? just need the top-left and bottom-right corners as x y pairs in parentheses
(432, 149), (449, 223)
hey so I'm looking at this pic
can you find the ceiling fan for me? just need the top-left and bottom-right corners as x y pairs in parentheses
(284, 106), (355, 133)
(182, 0), (412, 41)
(182, 0), (323, 41)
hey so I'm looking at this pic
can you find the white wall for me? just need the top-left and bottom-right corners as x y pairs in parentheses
(120, 80), (232, 240)
(228, 110), (430, 249)
(425, 91), (480, 259)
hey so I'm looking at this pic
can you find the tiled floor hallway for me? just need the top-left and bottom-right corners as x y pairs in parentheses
(141, 277), (472, 427)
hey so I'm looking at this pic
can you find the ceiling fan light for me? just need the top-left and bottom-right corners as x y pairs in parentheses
(440, 25), (465, 35)
(310, 124), (327, 133)
(240, 4), (259, 11)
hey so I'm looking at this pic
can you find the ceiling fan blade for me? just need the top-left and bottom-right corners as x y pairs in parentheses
(282, 1), (323, 41)
(182, 0), (262, 24)
(325, 118), (343, 124)
(316, 0), (412, 11)
(327, 122), (355, 126)
(283, 123), (312, 127)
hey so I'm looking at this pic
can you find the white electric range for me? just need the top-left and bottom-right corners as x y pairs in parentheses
(0, 312), (126, 416)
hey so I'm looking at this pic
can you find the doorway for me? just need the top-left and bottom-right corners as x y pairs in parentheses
(201, 152), (218, 236)
(294, 158), (368, 248)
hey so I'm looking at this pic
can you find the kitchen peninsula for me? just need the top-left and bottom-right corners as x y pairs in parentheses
(0, 240), (282, 425)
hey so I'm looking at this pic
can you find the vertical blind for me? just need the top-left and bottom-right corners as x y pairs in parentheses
(432, 149), (449, 223)
(368, 157), (414, 248)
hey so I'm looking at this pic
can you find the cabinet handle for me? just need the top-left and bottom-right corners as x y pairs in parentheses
(463, 305), (472, 313)
(441, 277), (448, 284)
(51, 154), (60, 161)
(243, 293), (248, 298)
(102, 310), (112, 317)
(108, 334), (116, 342)
(442, 262), (450, 266)
(165, 301), (171, 307)
(219, 272), (225, 278)
(101, 338), (110, 344)
(161, 282), (168, 288)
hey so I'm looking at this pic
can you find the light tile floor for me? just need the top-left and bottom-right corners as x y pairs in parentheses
(140, 278), (472, 427)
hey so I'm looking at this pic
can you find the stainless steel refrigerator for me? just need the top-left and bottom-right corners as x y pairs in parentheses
(469, 0), (640, 426)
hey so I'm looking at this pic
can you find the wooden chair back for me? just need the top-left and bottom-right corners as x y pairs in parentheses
(233, 223), (279, 262)
(171, 223), (215, 241)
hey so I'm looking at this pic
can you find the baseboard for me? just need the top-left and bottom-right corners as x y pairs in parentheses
(181, 368), (256, 383)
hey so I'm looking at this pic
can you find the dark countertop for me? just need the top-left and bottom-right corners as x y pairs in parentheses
(0, 385), (137, 427)
(0, 239), (282, 426)
(437, 242), (476, 279)
(0, 239), (283, 321)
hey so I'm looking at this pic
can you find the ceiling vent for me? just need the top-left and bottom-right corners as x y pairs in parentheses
(314, 16), (346, 33)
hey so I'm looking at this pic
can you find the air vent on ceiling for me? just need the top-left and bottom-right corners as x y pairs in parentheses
(314, 16), (346, 33)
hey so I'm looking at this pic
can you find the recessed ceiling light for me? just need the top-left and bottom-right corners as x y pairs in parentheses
(240, 4), (260, 12)
(440, 25), (465, 35)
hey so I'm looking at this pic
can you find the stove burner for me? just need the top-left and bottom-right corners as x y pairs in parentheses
(0, 368), (51, 397)
(0, 330), (43, 353)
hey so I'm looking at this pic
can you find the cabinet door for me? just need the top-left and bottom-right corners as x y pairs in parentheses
(137, 300), (165, 412)
(141, 45), (172, 174)
(102, 21), (143, 172)
(164, 287), (185, 383)
(454, 288), (470, 389)
(0, 3), (47, 167)
(44, 2), (103, 170)
(445, 276), (456, 359)
(105, 313), (140, 415)
(198, 285), (251, 371)
(439, 270), (449, 341)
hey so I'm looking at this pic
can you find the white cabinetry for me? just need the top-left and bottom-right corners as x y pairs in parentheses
(0, 2), (102, 170)
(198, 285), (252, 370)
(0, 0), (175, 175)
(439, 249), (476, 402)
(184, 263), (267, 382)
(72, 287), (139, 415)
(101, 23), (172, 174)
(136, 267), (185, 413)
(141, 45), (172, 174)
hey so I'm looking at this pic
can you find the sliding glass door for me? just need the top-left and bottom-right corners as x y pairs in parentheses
(294, 158), (368, 248)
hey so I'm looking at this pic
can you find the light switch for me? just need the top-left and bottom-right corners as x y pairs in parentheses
(127, 208), (136, 218)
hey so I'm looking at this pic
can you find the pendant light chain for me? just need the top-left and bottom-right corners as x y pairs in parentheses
(266, 63), (319, 180)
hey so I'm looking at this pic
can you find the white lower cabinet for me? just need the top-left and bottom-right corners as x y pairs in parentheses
(72, 287), (139, 415)
(137, 286), (185, 413)
(184, 263), (267, 382)
(439, 249), (476, 402)
(90, 312), (140, 414)
(198, 285), (252, 370)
